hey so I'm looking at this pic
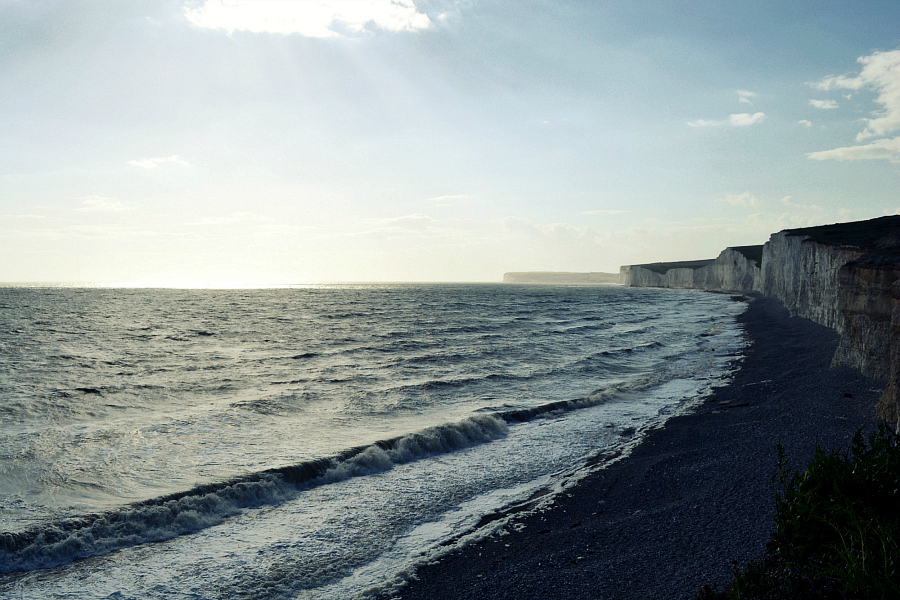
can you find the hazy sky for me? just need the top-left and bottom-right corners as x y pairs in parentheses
(3, 0), (900, 284)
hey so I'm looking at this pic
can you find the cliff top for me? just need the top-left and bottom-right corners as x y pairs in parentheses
(632, 259), (716, 275)
(786, 215), (900, 250)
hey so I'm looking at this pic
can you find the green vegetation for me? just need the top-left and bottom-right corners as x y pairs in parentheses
(697, 424), (900, 600)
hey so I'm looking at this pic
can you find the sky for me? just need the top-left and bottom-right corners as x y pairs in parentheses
(2, 0), (900, 285)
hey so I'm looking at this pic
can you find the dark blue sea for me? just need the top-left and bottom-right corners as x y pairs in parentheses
(0, 284), (745, 599)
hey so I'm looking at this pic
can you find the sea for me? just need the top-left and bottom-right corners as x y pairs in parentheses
(0, 283), (746, 599)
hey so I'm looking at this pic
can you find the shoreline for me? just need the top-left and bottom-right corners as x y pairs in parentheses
(388, 295), (882, 600)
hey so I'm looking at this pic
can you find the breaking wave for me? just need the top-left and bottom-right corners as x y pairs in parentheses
(0, 414), (508, 574)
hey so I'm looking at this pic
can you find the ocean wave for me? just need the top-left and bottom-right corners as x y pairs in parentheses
(0, 395), (110, 421)
(700, 322), (727, 337)
(321, 414), (508, 482)
(229, 391), (320, 415)
(0, 476), (294, 575)
(389, 373), (533, 393)
(0, 414), (508, 575)
(562, 341), (667, 375)
(551, 322), (611, 334)
(595, 340), (664, 357)
(163, 329), (217, 342)
(401, 352), (473, 366)
(440, 325), (492, 334)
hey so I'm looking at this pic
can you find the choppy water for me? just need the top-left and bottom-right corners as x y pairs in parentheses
(0, 284), (745, 599)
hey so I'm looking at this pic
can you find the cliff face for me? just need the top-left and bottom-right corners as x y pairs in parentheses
(757, 217), (900, 389)
(695, 247), (761, 292)
(758, 232), (864, 334)
(618, 247), (759, 292)
(831, 261), (899, 379)
(620, 215), (900, 423)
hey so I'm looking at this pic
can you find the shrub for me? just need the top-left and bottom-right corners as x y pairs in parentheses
(696, 424), (900, 599)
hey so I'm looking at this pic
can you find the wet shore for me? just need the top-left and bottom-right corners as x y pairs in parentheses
(389, 295), (882, 600)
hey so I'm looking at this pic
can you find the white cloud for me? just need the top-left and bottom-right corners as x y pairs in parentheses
(77, 196), (131, 212)
(798, 119), (813, 127)
(687, 112), (765, 127)
(715, 192), (759, 209)
(806, 136), (900, 163)
(737, 90), (756, 104)
(127, 155), (192, 169)
(809, 99), (838, 109)
(728, 112), (766, 127)
(183, 0), (432, 37)
(779, 196), (823, 211)
(814, 49), (900, 140)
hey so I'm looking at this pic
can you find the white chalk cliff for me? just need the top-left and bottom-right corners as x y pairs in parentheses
(619, 247), (760, 292)
(620, 216), (900, 421)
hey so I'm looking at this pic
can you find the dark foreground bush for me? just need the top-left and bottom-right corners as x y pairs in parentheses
(697, 424), (900, 600)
